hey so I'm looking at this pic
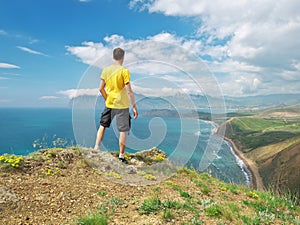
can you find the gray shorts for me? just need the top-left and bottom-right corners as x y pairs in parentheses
(100, 107), (131, 132)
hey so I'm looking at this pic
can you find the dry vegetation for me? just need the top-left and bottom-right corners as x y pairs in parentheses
(1, 147), (299, 225)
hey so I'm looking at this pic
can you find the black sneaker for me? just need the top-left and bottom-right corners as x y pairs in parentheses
(118, 157), (128, 164)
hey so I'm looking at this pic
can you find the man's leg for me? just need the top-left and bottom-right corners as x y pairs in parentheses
(115, 108), (130, 162)
(94, 125), (106, 150)
(95, 107), (112, 150)
(119, 131), (126, 157)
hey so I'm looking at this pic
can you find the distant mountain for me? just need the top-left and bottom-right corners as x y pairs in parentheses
(142, 109), (180, 117)
(224, 94), (300, 109)
(136, 93), (300, 110)
(70, 93), (300, 111)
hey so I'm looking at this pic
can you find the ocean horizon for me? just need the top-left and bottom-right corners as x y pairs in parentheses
(0, 107), (251, 185)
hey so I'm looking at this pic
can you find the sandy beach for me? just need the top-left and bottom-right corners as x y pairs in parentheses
(223, 137), (265, 191)
(212, 118), (265, 191)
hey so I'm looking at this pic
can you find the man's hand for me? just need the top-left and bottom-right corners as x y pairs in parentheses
(133, 105), (138, 119)
(99, 79), (107, 100)
(125, 82), (138, 119)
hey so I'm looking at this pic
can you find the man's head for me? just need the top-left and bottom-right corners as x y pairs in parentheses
(113, 48), (125, 61)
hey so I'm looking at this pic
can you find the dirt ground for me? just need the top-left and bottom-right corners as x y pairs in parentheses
(0, 148), (225, 225)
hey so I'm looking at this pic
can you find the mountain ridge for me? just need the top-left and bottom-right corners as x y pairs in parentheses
(71, 93), (300, 110)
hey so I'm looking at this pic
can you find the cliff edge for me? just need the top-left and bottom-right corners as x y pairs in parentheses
(219, 106), (300, 197)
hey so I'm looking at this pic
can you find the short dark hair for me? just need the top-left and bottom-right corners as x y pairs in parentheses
(113, 48), (125, 60)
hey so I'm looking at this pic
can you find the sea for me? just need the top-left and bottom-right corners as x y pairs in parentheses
(0, 107), (251, 185)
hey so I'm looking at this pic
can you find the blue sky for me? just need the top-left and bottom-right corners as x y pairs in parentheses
(1, 0), (300, 107)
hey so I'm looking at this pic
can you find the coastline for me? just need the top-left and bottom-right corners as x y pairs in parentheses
(208, 118), (265, 191)
(223, 136), (265, 191)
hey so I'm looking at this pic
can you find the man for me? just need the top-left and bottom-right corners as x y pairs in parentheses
(94, 48), (138, 163)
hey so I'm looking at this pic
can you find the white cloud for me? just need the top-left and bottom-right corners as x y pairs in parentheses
(58, 88), (98, 99)
(67, 32), (300, 97)
(131, 0), (300, 64)
(63, 34), (246, 97)
(17, 46), (48, 56)
(2, 72), (21, 76)
(0, 30), (40, 44)
(0, 62), (20, 69)
(149, 0), (205, 16)
(39, 96), (60, 100)
(66, 42), (112, 67)
(127, 0), (300, 97)
(66, 33), (204, 72)
(0, 72), (21, 80)
(148, 32), (181, 44)
(131, 82), (186, 97)
(66, 34), (223, 97)
(131, 84), (158, 97)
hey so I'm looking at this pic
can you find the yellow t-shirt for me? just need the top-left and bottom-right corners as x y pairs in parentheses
(101, 65), (130, 109)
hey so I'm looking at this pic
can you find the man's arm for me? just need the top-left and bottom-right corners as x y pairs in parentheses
(99, 79), (107, 100)
(125, 82), (138, 119)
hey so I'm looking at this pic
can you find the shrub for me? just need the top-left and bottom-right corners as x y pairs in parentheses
(76, 211), (108, 225)
(205, 204), (222, 217)
(0, 154), (24, 168)
(140, 196), (162, 215)
(143, 174), (156, 180)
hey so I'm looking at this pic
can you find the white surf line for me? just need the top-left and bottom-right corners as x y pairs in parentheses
(224, 140), (252, 186)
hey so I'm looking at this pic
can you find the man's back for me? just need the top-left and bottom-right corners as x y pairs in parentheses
(101, 64), (130, 109)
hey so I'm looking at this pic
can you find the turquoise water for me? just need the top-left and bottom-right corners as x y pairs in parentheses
(0, 108), (74, 155)
(0, 108), (250, 185)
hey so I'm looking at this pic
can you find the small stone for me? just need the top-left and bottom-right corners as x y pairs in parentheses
(130, 158), (145, 167)
(103, 165), (111, 171)
(126, 165), (137, 174)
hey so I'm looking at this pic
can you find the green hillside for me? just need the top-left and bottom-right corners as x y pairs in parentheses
(227, 117), (300, 152)
(223, 106), (300, 198)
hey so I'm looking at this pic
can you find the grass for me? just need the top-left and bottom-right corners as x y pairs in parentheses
(226, 113), (300, 197)
(229, 117), (300, 151)
(162, 208), (174, 221)
(193, 179), (211, 195)
(76, 211), (108, 225)
(204, 204), (222, 217)
(75, 196), (124, 224)
(97, 191), (106, 197)
(2, 147), (299, 224)
(138, 168), (300, 224)
(140, 195), (162, 215)
(163, 199), (182, 209)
